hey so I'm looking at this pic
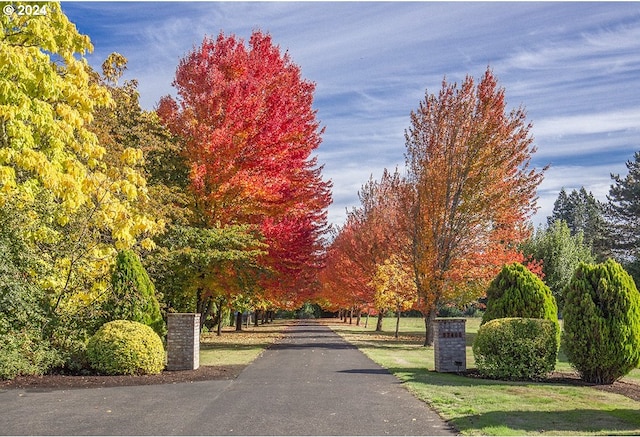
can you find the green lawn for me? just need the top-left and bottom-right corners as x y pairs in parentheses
(328, 317), (640, 436)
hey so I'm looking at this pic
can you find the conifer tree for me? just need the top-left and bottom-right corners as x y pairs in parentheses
(102, 250), (165, 337)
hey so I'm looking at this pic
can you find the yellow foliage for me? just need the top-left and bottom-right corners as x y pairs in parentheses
(0, 3), (162, 325)
(372, 255), (417, 312)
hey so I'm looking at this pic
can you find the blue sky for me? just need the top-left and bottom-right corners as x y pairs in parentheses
(61, 1), (640, 228)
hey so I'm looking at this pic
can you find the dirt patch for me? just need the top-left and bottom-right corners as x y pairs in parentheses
(0, 365), (244, 391)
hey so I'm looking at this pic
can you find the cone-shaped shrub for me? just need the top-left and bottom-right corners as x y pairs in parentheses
(563, 259), (640, 384)
(482, 263), (559, 328)
(101, 250), (165, 337)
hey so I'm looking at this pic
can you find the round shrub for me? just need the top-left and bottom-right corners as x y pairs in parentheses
(482, 263), (559, 328)
(563, 259), (640, 384)
(86, 320), (165, 375)
(472, 317), (559, 380)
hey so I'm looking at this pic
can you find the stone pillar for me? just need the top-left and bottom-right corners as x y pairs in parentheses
(433, 318), (466, 373)
(167, 313), (200, 371)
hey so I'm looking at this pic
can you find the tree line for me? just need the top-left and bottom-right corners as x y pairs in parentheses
(318, 69), (640, 346)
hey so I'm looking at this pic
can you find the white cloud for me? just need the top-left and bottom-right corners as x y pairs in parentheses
(61, 2), (640, 229)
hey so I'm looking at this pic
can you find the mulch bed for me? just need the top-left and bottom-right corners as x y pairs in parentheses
(0, 365), (244, 390)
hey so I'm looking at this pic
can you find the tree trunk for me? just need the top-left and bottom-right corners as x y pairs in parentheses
(356, 310), (361, 326)
(423, 306), (437, 346)
(235, 311), (243, 331)
(364, 312), (369, 328)
(349, 308), (353, 325)
(199, 297), (213, 332)
(376, 311), (384, 332)
(254, 309), (260, 327)
(395, 306), (401, 339)
(217, 309), (223, 336)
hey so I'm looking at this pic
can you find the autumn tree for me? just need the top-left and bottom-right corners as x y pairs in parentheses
(158, 31), (331, 311)
(320, 217), (375, 324)
(372, 255), (417, 338)
(147, 225), (267, 335)
(405, 68), (545, 345)
(318, 169), (412, 327)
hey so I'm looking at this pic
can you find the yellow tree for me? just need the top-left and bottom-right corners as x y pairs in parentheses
(0, 3), (161, 344)
(405, 69), (545, 345)
(372, 254), (417, 338)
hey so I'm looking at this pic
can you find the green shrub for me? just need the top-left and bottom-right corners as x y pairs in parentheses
(562, 259), (640, 384)
(472, 317), (559, 380)
(100, 250), (166, 337)
(482, 263), (559, 328)
(0, 208), (62, 379)
(86, 320), (165, 375)
(0, 272), (61, 380)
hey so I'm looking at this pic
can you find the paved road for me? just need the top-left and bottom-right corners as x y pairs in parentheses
(0, 321), (455, 436)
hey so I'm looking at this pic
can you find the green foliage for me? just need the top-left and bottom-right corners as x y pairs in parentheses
(473, 317), (559, 380)
(482, 263), (559, 328)
(86, 320), (164, 375)
(607, 151), (640, 285)
(562, 259), (640, 384)
(548, 187), (609, 260)
(0, 204), (61, 380)
(521, 220), (595, 307)
(146, 224), (267, 314)
(0, 275), (61, 380)
(101, 250), (165, 337)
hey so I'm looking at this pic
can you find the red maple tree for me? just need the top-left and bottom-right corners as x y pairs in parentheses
(158, 31), (332, 309)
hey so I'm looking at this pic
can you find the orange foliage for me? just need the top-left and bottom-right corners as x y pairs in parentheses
(405, 68), (546, 344)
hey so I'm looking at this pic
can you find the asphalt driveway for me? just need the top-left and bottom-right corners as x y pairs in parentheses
(0, 321), (455, 436)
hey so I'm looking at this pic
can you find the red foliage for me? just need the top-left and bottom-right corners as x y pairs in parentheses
(158, 31), (332, 307)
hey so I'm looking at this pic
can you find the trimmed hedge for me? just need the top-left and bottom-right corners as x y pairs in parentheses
(563, 259), (640, 384)
(482, 263), (558, 328)
(472, 317), (559, 381)
(87, 320), (165, 375)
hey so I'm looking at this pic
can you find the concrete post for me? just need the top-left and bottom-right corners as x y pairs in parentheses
(166, 313), (200, 371)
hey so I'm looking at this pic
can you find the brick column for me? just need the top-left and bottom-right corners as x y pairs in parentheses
(433, 318), (466, 373)
(166, 313), (200, 371)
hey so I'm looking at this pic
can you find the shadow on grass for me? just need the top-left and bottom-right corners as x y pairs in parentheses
(383, 367), (640, 434)
(456, 409), (640, 435)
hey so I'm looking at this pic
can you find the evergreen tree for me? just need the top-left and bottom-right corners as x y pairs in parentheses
(607, 152), (640, 261)
(548, 187), (609, 260)
(563, 259), (640, 384)
(101, 250), (166, 337)
(482, 263), (559, 329)
(521, 220), (595, 309)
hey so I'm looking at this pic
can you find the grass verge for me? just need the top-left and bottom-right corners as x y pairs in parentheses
(327, 317), (640, 436)
(199, 320), (290, 367)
